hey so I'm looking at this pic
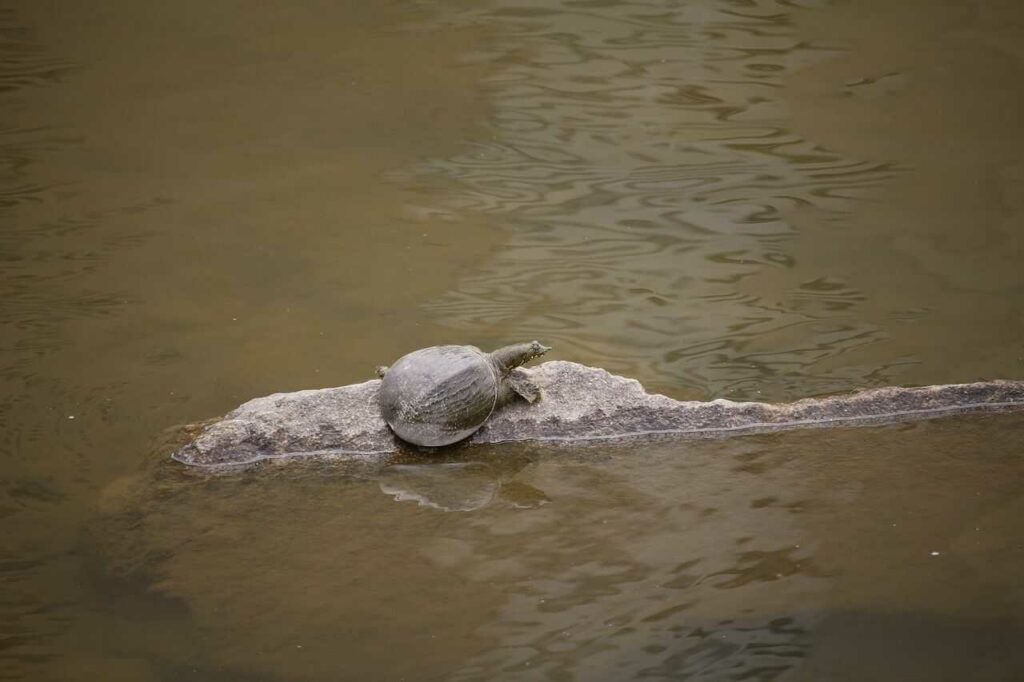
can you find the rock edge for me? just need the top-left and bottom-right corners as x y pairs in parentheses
(172, 361), (1024, 467)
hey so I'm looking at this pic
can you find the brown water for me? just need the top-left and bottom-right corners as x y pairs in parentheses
(1, 0), (1022, 680)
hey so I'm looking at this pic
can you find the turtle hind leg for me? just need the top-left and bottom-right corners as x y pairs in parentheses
(506, 369), (541, 404)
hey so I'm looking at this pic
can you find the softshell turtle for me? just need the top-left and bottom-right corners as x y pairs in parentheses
(376, 341), (550, 447)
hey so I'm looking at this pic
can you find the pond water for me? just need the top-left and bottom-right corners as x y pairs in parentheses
(1, 0), (1022, 680)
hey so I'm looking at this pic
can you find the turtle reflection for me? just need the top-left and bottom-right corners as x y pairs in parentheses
(377, 457), (549, 512)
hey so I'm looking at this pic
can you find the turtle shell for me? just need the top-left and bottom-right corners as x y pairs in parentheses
(378, 345), (499, 447)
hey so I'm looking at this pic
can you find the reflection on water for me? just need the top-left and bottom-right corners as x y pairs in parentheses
(97, 416), (1024, 680)
(403, 0), (900, 398)
(379, 462), (503, 511)
(403, 0), (1023, 401)
(1, 0), (1023, 679)
(378, 459), (551, 511)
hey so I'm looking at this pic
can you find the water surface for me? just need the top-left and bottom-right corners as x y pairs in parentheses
(1, 0), (1022, 680)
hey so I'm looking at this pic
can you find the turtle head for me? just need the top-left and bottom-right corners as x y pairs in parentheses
(492, 340), (551, 373)
(526, 340), (552, 358)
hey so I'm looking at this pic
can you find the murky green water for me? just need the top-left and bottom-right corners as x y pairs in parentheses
(2, 1), (1022, 680)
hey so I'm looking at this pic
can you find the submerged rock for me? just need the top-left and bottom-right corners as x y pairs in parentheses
(173, 361), (1024, 467)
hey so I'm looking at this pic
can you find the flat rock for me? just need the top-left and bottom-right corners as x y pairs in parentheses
(173, 361), (1024, 467)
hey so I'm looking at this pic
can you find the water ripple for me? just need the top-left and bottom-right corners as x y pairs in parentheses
(399, 0), (898, 399)
(0, 9), (74, 93)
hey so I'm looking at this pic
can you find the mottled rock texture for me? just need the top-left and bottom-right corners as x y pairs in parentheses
(173, 361), (1024, 467)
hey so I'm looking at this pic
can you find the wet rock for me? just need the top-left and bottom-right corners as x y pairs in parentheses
(173, 361), (1024, 467)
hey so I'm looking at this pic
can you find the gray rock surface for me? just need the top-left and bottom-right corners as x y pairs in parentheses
(173, 361), (1024, 467)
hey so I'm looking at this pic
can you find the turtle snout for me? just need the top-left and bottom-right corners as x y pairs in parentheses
(531, 341), (552, 356)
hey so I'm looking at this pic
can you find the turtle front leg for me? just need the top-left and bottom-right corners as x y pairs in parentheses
(505, 369), (541, 404)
